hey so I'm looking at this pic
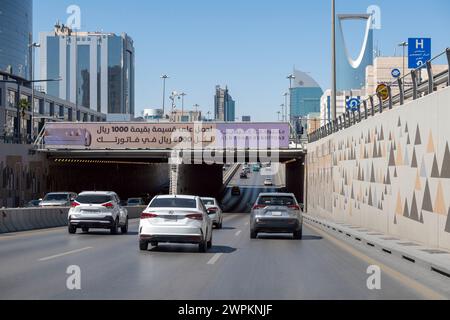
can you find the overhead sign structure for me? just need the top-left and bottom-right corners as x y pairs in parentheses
(376, 84), (389, 101)
(43, 122), (290, 150)
(391, 68), (401, 78)
(346, 97), (361, 112)
(408, 38), (431, 69)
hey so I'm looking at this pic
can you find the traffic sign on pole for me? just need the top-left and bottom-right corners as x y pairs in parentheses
(391, 68), (401, 78)
(408, 38), (431, 69)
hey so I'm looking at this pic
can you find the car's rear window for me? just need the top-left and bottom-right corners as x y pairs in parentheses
(76, 195), (113, 204)
(44, 194), (69, 201)
(201, 199), (215, 206)
(150, 198), (197, 209)
(258, 196), (295, 206)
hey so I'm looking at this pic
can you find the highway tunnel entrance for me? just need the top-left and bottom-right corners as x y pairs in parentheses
(47, 159), (170, 202)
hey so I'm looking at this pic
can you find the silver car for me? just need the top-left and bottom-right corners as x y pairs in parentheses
(250, 193), (303, 239)
(139, 195), (213, 252)
(68, 191), (129, 235)
(201, 197), (223, 229)
(40, 192), (77, 207)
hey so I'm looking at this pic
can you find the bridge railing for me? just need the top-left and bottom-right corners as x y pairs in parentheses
(308, 48), (450, 143)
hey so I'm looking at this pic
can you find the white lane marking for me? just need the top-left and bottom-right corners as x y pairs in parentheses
(38, 247), (93, 262)
(235, 230), (242, 237)
(207, 253), (223, 265)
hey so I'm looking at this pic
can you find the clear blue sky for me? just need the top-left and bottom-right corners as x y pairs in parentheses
(33, 0), (450, 121)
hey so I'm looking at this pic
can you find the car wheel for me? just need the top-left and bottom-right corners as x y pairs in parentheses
(68, 225), (77, 234)
(121, 218), (128, 234)
(293, 228), (303, 240)
(139, 241), (148, 251)
(199, 238), (208, 253)
(110, 218), (119, 235)
(207, 233), (212, 249)
(82, 227), (89, 233)
(250, 229), (258, 239)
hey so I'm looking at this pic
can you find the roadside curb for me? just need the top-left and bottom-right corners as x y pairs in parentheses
(304, 214), (450, 279)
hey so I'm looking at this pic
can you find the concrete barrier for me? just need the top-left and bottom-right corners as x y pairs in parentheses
(0, 206), (139, 234)
(1, 210), (17, 233)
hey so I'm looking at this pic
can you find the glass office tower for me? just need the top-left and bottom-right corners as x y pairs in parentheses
(0, 0), (33, 79)
(290, 69), (323, 119)
(39, 25), (135, 117)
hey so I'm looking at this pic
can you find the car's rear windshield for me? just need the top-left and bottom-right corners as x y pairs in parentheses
(76, 195), (113, 204)
(128, 198), (141, 203)
(150, 198), (197, 209)
(258, 196), (295, 206)
(201, 199), (215, 206)
(44, 194), (69, 201)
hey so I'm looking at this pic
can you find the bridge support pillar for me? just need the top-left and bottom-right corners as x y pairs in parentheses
(285, 159), (305, 204)
(176, 164), (223, 198)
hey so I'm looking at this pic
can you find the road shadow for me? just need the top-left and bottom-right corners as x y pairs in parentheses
(145, 244), (237, 254)
(216, 227), (236, 231)
(78, 231), (139, 236)
(256, 234), (323, 241)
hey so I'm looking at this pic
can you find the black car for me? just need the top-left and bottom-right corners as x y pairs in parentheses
(240, 172), (248, 179)
(231, 186), (241, 196)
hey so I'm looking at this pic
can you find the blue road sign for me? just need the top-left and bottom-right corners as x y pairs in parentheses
(391, 68), (401, 78)
(346, 98), (361, 112)
(408, 38), (431, 69)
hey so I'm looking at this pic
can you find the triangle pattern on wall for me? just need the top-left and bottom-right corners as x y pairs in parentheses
(431, 155), (440, 178)
(415, 125), (422, 145)
(410, 193), (420, 222)
(445, 207), (450, 233)
(441, 142), (450, 179)
(411, 148), (418, 168)
(422, 180), (433, 212)
(434, 182), (446, 215)
(427, 131), (435, 154)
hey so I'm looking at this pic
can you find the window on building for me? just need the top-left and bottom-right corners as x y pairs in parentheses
(7, 90), (16, 108)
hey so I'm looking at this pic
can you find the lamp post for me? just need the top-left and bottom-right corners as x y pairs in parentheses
(331, 0), (337, 121)
(286, 74), (295, 125)
(277, 111), (281, 122)
(161, 75), (169, 116)
(283, 92), (289, 123)
(398, 42), (408, 79)
(180, 92), (187, 120)
(29, 41), (40, 139)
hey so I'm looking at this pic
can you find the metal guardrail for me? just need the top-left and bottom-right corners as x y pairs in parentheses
(308, 48), (450, 143)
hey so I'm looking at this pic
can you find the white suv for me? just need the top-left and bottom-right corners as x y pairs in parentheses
(68, 191), (128, 235)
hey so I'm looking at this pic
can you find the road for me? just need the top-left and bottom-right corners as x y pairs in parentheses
(0, 167), (449, 300)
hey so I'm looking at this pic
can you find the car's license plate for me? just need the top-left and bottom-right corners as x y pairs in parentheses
(83, 210), (100, 214)
(164, 216), (178, 221)
(271, 212), (282, 216)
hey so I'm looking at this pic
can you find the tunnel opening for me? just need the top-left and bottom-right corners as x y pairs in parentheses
(46, 158), (170, 203)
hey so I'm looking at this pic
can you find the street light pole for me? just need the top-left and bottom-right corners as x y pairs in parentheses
(29, 40), (40, 140)
(286, 74), (295, 125)
(331, 0), (337, 121)
(399, 42), (408, 79)
(161, 75), (169, 116)
(180, 92), (187, 120)
(283, 92), (289, 123)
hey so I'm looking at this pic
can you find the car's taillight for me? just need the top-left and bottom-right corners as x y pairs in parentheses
(102, 202), (114, 208)
(288, 205), (300, 211)
(208, 207), (219, 213)
(141, 212), (158, 219)
(71, 201), (80, 208)
(253, 205), (266, 210)
(186, 214), (203, 221)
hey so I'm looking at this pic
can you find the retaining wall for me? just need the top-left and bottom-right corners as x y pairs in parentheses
(306, 86), (450, 251)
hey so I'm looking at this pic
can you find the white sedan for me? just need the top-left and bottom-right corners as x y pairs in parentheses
(139, 195), (213, 252)
(264, 178), (274, 186)
(201, 197), (223, 229)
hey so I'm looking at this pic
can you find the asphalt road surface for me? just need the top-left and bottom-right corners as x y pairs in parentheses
(0, 168), (449, 300)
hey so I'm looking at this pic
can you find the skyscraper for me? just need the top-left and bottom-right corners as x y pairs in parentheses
(214, 85), (235, 122)
(39, 24), (135, 117)
(0, 0), (33, 79)
(290, 69), (323, 119)
(336, 14), (374, 91)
